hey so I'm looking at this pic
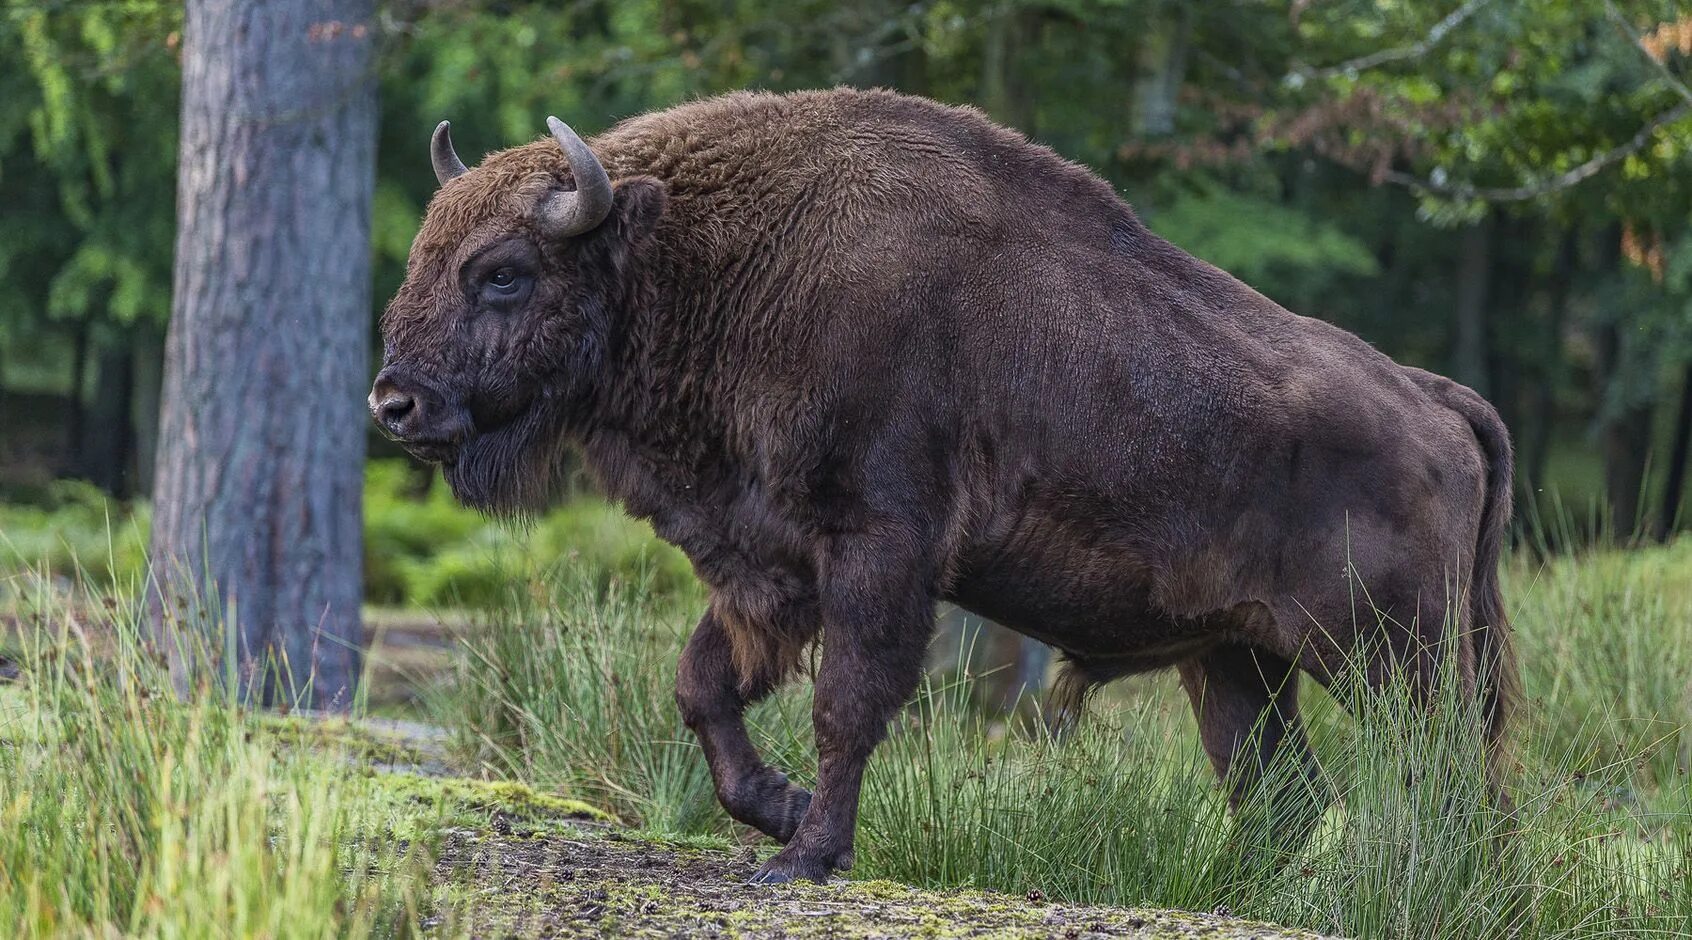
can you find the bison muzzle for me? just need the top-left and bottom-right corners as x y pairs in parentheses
(372, 89), (1516, 884)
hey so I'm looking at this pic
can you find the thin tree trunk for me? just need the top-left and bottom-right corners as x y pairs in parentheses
(80, 330), (135, 495)
(152, 0), (375, 709)
(1596, 319), (1653, 542)
(65, 319), (89, 473)
(1133, 0), (1192, 139)
(1525, 230), (1577, 491)
(131, 323), (164, 497)
(1658, 363), (1692, 539)
(981, 7), (1041, 133)
(1591, 224), (1654, 542)
(1453, 219), (1491, 397)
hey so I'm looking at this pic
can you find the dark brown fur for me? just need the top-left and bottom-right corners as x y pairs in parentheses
(373, 88), (1516, 882)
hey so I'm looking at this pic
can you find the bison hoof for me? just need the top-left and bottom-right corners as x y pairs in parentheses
(747, 845), (847, 885)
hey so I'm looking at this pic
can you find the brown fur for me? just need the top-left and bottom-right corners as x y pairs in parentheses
(372, 88), (1516, 882)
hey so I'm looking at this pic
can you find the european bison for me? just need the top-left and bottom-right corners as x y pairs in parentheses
(371, 89), (1515, 883)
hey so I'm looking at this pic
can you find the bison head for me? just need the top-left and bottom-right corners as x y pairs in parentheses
(371, 118), (666, 513)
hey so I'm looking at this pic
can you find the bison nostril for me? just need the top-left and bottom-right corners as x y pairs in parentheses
(377, 393), (418, 434)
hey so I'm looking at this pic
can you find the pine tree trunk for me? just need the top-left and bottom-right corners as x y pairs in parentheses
(1525, 230), (1577, 491)
(64, 319), (89, 474)
(151, 0), (375, 708)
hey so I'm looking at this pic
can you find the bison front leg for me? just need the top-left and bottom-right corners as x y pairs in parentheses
(677, 608), (813, 842)
(750, 538), (935, 884)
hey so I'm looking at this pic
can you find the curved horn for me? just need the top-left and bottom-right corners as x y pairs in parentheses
(539, 116), (614, 238)
(431, 121), (468, 185)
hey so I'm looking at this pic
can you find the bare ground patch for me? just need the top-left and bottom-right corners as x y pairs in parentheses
(428, 824), (1333, 939)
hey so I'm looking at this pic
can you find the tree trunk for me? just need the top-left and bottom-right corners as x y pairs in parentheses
(79, 330), (135, 495)
(1525, 230), (1577, 491)
(130, 323), (164, 497)
(1658, 363), (1692, 539)
(981, 7), (1041, 133)
(1453, 219), (1491, 398)
(152, 0), (375, 709)
(1132, 1), (1192, 139)
(1602, 400), (1653, 542)
(64, 319), (90, 473)
(1595, 319), (1653, 542)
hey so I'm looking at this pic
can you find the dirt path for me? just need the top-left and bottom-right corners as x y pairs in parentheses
(427, 821), (1330, 939)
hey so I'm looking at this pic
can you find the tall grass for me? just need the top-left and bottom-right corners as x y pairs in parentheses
(446, 563), (723, 833)
(449, 536), (1692, 939)
(0, 567), (432, 938)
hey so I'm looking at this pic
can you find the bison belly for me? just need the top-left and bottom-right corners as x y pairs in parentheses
(946, 508), (1236, 670)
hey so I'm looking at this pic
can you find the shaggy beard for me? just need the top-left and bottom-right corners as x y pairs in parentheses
(442, 391), (573, 517)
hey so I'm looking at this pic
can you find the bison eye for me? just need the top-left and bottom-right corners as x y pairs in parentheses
(487, 268), (520, 293)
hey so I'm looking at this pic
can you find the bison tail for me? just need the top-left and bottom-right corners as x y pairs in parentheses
(1408, 369), (1518, 762)
(1466, 396), (1518, 758)
(1433, 377), (1518, 757)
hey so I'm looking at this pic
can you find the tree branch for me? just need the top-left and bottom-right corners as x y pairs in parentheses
(1292, 0), (1493, 81)
(1604, 0), (1692, 105)
(1379, 100), (1692, 202)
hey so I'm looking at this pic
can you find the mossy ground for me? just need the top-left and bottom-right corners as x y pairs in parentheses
(424, 822), (1331, 938)
(307, 713), (1328, 938)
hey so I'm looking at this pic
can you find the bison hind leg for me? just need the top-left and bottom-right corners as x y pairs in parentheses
(1178, 645), (1331, 864)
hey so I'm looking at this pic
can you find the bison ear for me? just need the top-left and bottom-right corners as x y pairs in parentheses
(601, 176), (667, 250)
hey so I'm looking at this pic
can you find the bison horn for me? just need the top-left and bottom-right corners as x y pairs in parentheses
(539, 116), (614, 238)
(431, 121), (468, 185)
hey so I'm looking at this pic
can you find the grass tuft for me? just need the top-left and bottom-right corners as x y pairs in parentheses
(0, 566), (436, 938)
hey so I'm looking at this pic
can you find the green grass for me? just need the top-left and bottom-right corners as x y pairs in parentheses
(0, 569), (439, 938)
(4, 495), (1692, 937)
(446, 536), (1692, 940)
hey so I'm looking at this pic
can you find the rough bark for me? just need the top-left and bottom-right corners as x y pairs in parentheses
(152, 0), (375, 708)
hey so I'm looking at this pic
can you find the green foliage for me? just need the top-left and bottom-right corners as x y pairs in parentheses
(1149, 187), (1380, 302)
(362, 460), (695, 609)
(0, 477), (148, 584)
(0, 460), (697, 609)
(0, 0), (179, 338)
